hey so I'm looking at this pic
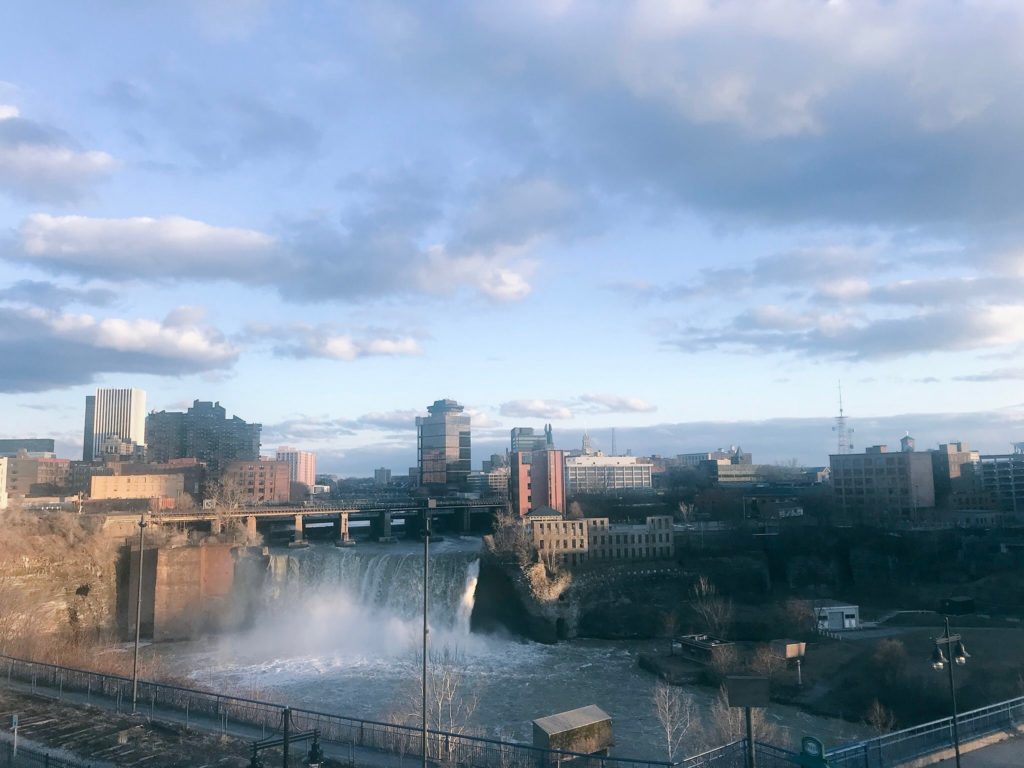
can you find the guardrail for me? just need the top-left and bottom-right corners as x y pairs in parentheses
(676, 740), (796, 768)
(826, 695), (1024, 767)
(1, 655), (670, 768)
(1, 738), (98, 768)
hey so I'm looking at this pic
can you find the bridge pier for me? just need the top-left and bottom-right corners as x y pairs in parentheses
(292, 513), (304, 544)
(245, 515), (257, 539)
(372, 510), (395, 542)
(459, 507), (472, 533)
(335, 511), (354, 546)
(211, 517), (222, 535)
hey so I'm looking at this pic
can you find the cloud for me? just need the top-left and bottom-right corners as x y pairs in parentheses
(684, 305), (1024, 361)
(0, 279), (116, 309)
(245, 323), (423, 361)
(263, 409), (421, 443)
(0, 105), (116, 202)
(0, 305), (238, 393)
(18, 214), (277, 280)
(954, 368), (1024, 383)
(579, 393), (657, 414)
(499, 399), (574, 420)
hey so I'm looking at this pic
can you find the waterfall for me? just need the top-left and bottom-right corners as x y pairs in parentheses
(258, 545), (481, 656)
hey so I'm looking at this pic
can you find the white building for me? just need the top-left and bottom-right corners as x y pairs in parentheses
(275, 447), (316, 488)
(87, 388), (147, 461)
(564, 455), (653, 495)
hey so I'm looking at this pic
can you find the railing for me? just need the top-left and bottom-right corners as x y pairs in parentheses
(676, 740), (796, 768)
(826, 695), (1024, 767)
(0, 655), (670, 768)
(0, 738), (98, 768)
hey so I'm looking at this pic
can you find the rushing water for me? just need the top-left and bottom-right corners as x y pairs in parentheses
(153, 538), (868, 760)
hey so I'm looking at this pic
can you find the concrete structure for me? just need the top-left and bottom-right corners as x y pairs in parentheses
(468, 467), (509, 496)
(0, 457), (7, 509)
(86, 388), (147, 461)
(374, 467), (392, 486)
(533, 705), (612, 756)
(970, 451), (1024, 513)
(276, 446), (316, 488)
(527, 511), (673, 566)
(145, 400), (261, 477)
(0, 438), (55, 456)
(704, 461), (803, 486)
(416, 398), (471, 491)
(5, 451), (71, 498)
(564, 455), (653, 495)
(91, 473), (185, 502)
(221, 459), (290, 505)
(82, 394), (95, 461)
(511, 449), (566, 517)
(931, 441), (980, 508)
(813, 600), (859, 630)
(830, 443), (936, 526)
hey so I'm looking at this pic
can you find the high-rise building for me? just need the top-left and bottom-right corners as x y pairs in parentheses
(416, 398), (471, 491)
(84, 388), (146, 461)
(0, 439), (56, 457)
(511, 449), (565, 517)
(374, 467), (392, 486)
(276, 447), (316, 488)
(145, 400), (260, 477)
(969, 449), (1024, 514)
(511, 426), (552, 454)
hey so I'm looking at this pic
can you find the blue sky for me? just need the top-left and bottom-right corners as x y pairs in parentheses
(2, 1), (1024, 474)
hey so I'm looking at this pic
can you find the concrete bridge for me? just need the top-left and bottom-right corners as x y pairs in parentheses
(149, 497), (507, 543)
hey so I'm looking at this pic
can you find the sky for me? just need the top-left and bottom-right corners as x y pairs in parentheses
(2, 0), (1024, 475)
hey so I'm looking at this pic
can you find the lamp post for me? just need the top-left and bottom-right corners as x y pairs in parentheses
(131, 512), (148, 714)
(422, 504), (432, 768)
(931, 617), (969, 768)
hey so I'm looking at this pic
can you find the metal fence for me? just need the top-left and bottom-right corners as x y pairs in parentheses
(0, 655), (670, 768)
(826, 695), (1024, 767)
(1, 740), (98, 768)
(675, 740), (796, 768)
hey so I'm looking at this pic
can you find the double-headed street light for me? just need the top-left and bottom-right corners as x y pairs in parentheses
(930, 617), (970, 768)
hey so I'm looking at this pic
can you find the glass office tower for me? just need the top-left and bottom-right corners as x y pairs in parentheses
(416, 399), (471, 491)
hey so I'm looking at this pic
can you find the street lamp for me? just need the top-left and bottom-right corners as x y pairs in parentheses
(931, 617), (969, 768)
(131, 512), (149, 714)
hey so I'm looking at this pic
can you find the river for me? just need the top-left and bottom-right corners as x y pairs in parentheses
(150, 537), (868, 760)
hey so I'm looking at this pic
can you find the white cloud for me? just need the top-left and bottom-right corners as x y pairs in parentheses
(0, 104), (19, 119)
(246, 323), (424, 361)
(580, 393), (657, 413)
(19, 214), (276, 278)
(499, 399), (574, 420)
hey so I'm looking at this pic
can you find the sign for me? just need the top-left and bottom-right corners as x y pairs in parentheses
(793, 736), (829, 768)
(725, 676), (770, 708)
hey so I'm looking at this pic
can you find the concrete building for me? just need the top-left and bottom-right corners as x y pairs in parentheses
(970, 450), (1024, 513)
(676, 447), (751, 467)
(91, 473), (185, 502)
(146, 400), (261, 477)
(931, 441), (980, 508)
(830, 443), (936, 526)
(0, 438), (55, 456)
(0, 458), (7, 509)
(85, 388), (147, 461)
(275, 446), (316, 488)
(416, 398), (471, 492)
(374, 467), (392, 486)
(221, 459), (290, 505)
(527, 510), (673, 566)
(511, 449), (565, 517)
(564, 455), (653, 495)
(5, 452), (71, 498)
(813, 600), (860, 631)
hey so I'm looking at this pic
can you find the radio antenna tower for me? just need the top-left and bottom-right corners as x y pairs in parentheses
(833, 381), (854, 454)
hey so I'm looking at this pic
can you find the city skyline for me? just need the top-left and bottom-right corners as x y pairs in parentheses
(3, 2), (1024, 474)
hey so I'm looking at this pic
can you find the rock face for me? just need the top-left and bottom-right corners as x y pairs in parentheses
(0, 514), (122, 651)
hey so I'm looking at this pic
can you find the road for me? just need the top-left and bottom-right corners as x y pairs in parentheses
(934, 736), (1024, 766)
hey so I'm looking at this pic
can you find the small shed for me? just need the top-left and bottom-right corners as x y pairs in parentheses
(813, 600), (859, 631)
(770, 639), (806, 660)
(672, 634), (734, 665)
(533, 705), (613, 756)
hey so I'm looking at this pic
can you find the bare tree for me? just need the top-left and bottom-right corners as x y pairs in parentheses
(566, 501), (584, 520)
(653, 681), (699, 761)
(866, 699), (897, 734)
(708, 685), (779, 745)
(690, 576), (734, 638)
(492, 510), (533, 565)
(749, 645), (785, 681)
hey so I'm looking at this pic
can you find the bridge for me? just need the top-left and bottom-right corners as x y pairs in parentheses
(149, 497), (508, 543)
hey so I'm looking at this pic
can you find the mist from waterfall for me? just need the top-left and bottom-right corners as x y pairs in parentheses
(222, 541), (484, 662)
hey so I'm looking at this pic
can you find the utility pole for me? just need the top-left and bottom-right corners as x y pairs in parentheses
(131, 512), (148, 714)
(422, 505), (431, 768)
